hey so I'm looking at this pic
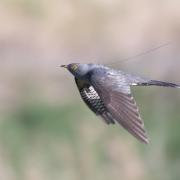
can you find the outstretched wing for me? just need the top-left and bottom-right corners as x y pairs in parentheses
(90, 70), (149, 144)
(75, 78), (115, 124)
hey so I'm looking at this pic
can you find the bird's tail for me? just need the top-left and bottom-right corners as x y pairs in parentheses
(138, 80), (180, 88)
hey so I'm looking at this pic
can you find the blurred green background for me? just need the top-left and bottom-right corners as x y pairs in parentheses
(0, 0), (180, 180)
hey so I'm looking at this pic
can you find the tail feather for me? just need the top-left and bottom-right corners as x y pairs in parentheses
(138, 80), (180, 88)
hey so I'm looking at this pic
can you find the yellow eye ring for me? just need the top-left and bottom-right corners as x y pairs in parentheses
(71, 64), (78, 71)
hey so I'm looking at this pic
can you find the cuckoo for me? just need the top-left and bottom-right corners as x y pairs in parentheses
(61, 63), (180, 144)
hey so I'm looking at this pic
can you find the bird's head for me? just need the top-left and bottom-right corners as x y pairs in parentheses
(61, 63), (93, 79)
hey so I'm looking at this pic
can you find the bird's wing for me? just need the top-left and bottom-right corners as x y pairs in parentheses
(90, 71), (149, 144)
(75, 78), (115, 124)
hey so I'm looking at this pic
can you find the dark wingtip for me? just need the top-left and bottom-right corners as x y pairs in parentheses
(142, 137), (150, 144)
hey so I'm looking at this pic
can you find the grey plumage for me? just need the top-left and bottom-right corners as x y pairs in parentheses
(61, 63), (180, 144)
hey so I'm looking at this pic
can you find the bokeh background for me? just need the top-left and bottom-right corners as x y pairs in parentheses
(1, 0), (180, 180)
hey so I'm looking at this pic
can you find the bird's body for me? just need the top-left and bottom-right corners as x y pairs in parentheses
(61, 63), (180, 144)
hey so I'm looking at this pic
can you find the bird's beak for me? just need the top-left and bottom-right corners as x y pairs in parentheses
(60, 65), (68, 68)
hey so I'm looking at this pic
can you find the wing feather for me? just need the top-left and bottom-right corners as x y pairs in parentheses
(75, 78), (115, 125)
(90, 71), (149, 144)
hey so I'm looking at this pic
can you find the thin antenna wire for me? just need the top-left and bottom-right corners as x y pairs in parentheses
(106, 42), (172, 66)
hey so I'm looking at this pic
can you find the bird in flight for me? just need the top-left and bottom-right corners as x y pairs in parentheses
(61, 63), (180, 144)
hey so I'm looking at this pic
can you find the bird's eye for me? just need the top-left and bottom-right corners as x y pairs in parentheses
(71, 64), (78, 71)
